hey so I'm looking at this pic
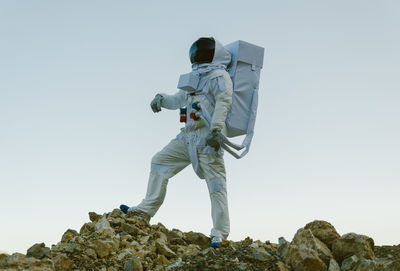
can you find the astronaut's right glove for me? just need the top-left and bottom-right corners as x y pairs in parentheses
(150, 94), (163, 113)
(205, 128), (222, 152)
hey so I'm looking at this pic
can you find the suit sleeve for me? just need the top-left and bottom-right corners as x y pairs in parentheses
(159, 90), (187, 110)
(210, 72), (233, 131)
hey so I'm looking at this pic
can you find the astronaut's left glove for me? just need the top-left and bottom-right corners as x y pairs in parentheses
(205, 128), (222, 152)
(150, 94), (164, 113)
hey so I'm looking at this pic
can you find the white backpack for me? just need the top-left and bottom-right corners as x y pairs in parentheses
(222, 40), (264, 158)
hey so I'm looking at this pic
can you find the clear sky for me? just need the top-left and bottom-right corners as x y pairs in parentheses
(1, 0), (399, 254)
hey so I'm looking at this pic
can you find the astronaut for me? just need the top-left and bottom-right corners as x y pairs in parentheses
(120, 37), (233, 248)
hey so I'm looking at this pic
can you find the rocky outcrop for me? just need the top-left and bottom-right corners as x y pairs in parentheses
(0, 215), (398, 271)
(332, 233), (375, 265)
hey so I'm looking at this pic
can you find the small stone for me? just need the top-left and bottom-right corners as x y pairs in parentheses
(276, 261), (291, 271)
(79, 222), (95, 235)
(328, 258), (341, 271)
(169, 237), (187, 246)
(26, 243), (50, 259)
(183, 231), (210, 249)
(156, 240), (176, 258)
(109, 208), (124, 219)
(84, 248), (97, 259)
(121, 222), (140, 236)
(341, 255), (359, 271)
(251, 247), (273, 262)
(92, 239), (115, 258)
(154, 254), (170, 266)
(183, 244), (201, 256)
(238, 263), (248, 270)
(61, 229), (78, 243)
(89, 211), (102, 222)
(94, 216), (115, 236)
(118, 249), (134, 261)
(124, 257), (143, 271)
(278, 237), (290, 257)
(53, 253), (74, 271)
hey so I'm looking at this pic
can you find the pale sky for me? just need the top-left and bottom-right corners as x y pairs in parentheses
(1, 0), (399, 254)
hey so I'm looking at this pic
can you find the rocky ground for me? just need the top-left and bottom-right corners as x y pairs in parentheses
(0, 209), (399, 271)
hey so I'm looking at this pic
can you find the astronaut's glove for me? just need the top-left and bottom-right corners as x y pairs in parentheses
(205, 128), (222, 152)
(150, 94), (163, 113)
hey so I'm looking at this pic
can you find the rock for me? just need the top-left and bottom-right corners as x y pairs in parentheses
(353, 257), (384, 271)
(61, 229), (78, 243)
(183, 231), (210, 249)
(109, 208), (124, 219)
(304, 220), (340, 249)
(251, 247), (274, 262)
(0, 253), (8, 265)
(121, 222), (140, 236)
(154, 254), (170, 266)
(285, 246), (327, 271)
(84, 248), (97, 259)
(328, 258), (341, 271)
(124, 257), (143, 271)
(182, 244), (201, 256)
(117, 249), (134, 261)
(89, 211), (102, 222)
(278, 237), (290, 257)
(94, 216), (115, 236)
(341, 255), (359, 271)
(155, 240), (176, 258)
(285, 228), (333, 266)
(332, 232), (375, 264)
(169, 237), (187, 246)
(276, 261), (291, 271)
(5, 214), (397, 271)
(79, 221), (95, 235)
(92, 239), (116, 258)
(53, 253), (74, 271)
(53, 242), (82, 254)
(385, 259), (400, 271)
(26, 242), (50, 259)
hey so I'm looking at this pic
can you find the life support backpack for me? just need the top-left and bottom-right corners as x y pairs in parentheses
(222, 40), (264, 158)
(178, 40), (265, 159)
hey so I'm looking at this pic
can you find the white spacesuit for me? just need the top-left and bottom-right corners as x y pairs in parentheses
(122, 38), (232, 247)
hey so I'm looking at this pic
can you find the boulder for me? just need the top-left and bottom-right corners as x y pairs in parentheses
(285, 246), (327, 271)
(304, 220), (340, 249)
(26, 243), (50, 259)
(353, 257), (385, 271)
(332, 232), (375, 264)
(285, 228), (333, 266)
(183, 231), (210, 249)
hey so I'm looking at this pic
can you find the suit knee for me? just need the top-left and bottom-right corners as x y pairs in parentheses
(207, 178), (226, 194)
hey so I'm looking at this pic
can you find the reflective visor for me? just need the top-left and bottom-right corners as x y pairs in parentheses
(189, 37), (215, 64)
